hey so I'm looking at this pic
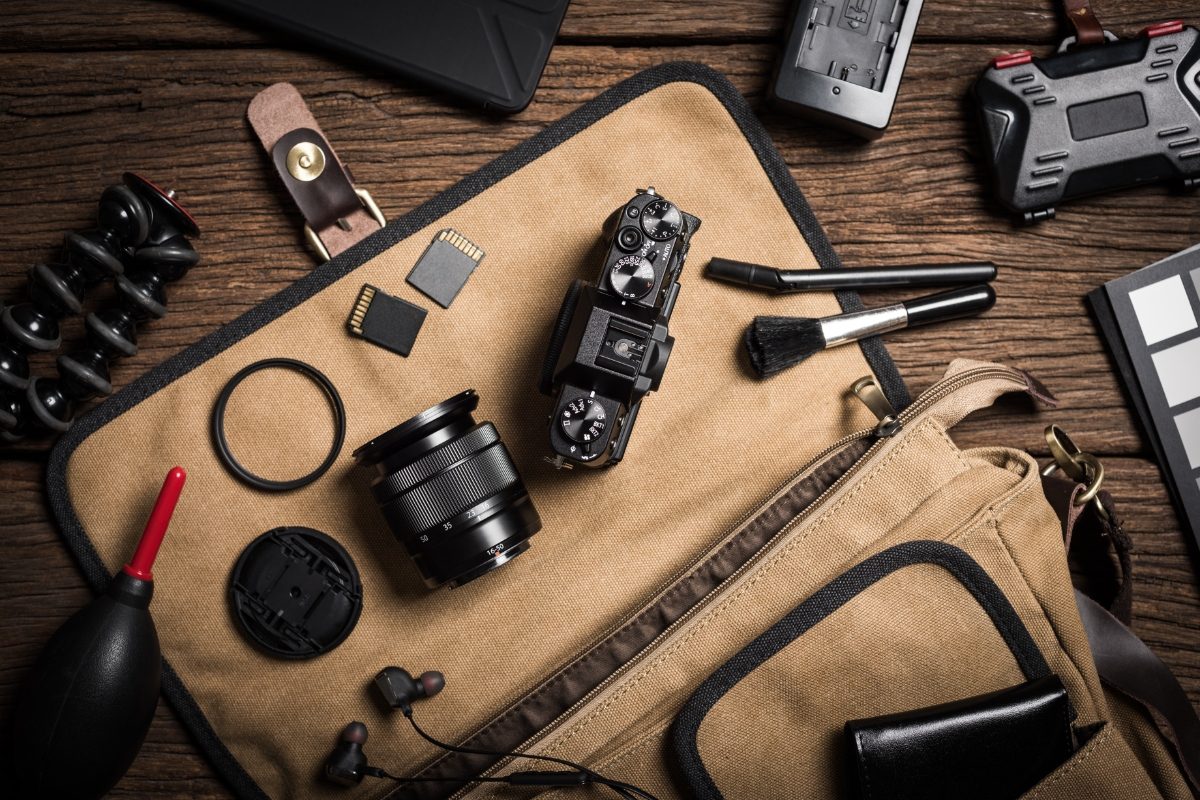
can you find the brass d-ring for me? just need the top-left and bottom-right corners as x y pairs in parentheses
(1072, 452), (1105, 506)
(1044, 424), (1087, 483)
(1042, 425), (1109, 521)
(303, 188), (387, 262)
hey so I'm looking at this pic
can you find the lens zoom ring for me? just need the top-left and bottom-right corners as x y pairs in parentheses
(390, 443), (519, 534)
(376, 424), (500, 500)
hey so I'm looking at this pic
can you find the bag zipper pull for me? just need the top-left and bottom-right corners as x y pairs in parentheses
(852, 377), (902, 437)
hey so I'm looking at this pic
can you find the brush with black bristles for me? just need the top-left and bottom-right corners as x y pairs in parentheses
(744, 284), (997, 378)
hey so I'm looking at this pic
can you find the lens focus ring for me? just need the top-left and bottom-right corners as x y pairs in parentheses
(374, 423), (500, 501)
(354, 391), (543, 589)
(387, 442), (519, 535)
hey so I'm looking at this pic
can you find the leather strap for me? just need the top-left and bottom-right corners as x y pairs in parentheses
(1047, 477), (1199, 794)
(1063, 0), (1106, 47)
(247, 83), (384, 260)
(1075, 591), (1200, 792)
(1045, 476), (1133, 623)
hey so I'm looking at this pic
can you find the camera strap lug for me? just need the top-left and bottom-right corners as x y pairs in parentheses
(852, 376), (902, 438)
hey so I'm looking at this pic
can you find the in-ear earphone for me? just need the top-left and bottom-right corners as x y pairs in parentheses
(323, 666), (660, 800)
(374, 666), (445, 714)
(323, 721), (374, 787)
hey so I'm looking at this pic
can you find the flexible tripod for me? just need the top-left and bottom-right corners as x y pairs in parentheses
(0, 173), (199, 442)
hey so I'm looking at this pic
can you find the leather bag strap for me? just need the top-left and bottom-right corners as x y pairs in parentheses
(1063, 0), (1106, 47)
(1045, 476), (1133, 623)
(1049, 478), (1200, 795)
(1075, 591), (1200, 792)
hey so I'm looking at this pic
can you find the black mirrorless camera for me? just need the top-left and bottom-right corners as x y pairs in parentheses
(540, 188), (701, 468)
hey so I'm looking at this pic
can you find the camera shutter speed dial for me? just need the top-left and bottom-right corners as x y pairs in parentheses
(610, 255), (656, 299)
(640, 199), (682, 241)
(561, 396), (607, 444)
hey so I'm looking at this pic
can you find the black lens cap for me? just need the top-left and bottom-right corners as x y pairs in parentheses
(229, 526), (363, 659)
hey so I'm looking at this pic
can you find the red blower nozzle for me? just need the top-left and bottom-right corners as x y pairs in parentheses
(6, 466), (187, 799)
(123, 465), (186, 581)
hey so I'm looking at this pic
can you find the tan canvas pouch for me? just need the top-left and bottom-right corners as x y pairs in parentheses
(458, 359), (1195, 800)
(44, 64), (913, 800)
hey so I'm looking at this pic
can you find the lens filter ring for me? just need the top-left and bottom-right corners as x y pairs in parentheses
(211, 358), (346, 492)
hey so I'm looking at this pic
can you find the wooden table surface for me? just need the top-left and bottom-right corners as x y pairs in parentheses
(2, 0), (1199, 796)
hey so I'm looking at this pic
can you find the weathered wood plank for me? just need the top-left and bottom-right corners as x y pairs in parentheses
(1, 0), (1196, 49)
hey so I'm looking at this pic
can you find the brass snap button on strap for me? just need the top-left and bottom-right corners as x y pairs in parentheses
(248, 83), (387, 262)
(286, 141), (326, 182)
(211, 358), (346, 492)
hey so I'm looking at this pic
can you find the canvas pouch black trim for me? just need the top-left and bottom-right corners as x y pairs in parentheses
(671, 540), (1059, 800)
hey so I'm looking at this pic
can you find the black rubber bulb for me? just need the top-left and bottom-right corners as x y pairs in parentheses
(4, 468), (186, 800)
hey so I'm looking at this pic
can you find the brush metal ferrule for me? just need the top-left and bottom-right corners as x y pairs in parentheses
(819, 304), (908, 348)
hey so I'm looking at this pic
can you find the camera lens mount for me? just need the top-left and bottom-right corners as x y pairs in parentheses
(354, 390), (542, 589)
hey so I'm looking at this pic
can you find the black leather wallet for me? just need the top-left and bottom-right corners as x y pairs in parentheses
(844, 675), (1076, 800)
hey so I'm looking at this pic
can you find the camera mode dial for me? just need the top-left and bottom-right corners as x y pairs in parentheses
(640, 199), (682, 241)
(560, 396), (607, 444)
(610, 255), (655, 299)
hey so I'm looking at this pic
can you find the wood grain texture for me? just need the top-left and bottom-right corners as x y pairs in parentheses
(1, 0), (1199, 796)
(0, 0), (1198, 47)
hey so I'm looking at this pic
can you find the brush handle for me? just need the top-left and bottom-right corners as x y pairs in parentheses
(902, 284), (996, 327)
(706, 258), (997, 293)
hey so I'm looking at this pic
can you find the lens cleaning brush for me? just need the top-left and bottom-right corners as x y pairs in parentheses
(744, 284), (997, 378)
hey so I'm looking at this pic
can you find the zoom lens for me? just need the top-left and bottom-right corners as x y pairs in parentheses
(353, 390), (542, 589)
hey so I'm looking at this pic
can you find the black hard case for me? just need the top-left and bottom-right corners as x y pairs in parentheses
(198, 0), (571, 113)
(974, 25), (1200, 221)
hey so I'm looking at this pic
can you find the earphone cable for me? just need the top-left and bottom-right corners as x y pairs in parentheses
(404, 711), (661, 800)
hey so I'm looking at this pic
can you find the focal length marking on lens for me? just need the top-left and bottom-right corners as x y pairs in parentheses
(410, 486), (522, 543)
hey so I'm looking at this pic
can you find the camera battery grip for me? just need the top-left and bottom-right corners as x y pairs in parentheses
(770, 0), (924, 139)
(974, 21), (1200, 223)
